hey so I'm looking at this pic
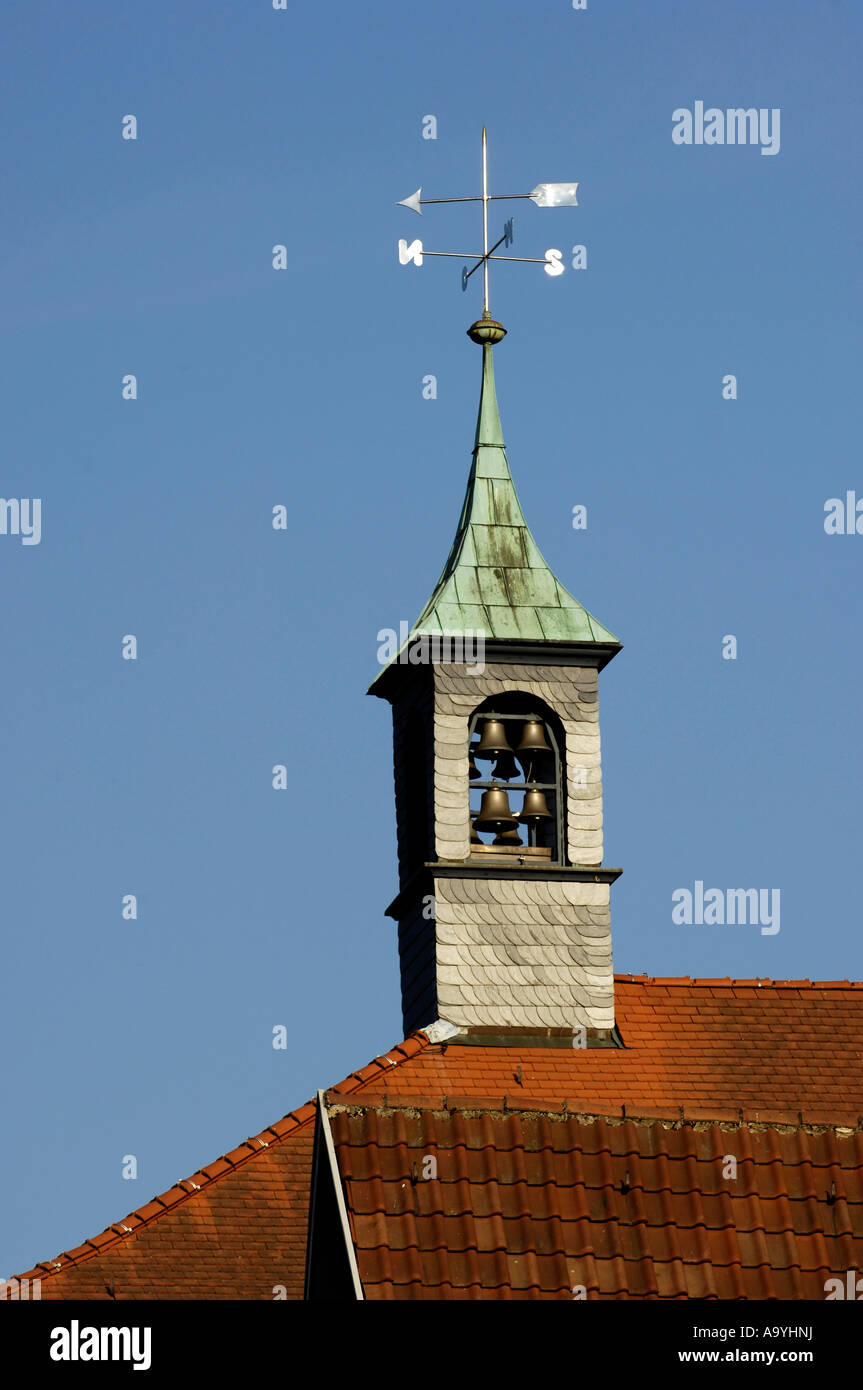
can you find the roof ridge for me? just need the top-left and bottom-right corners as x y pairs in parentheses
(615, 974), (863, 990)
(14, 1032), (430, 1284)
(324, 1094), (863, 1133)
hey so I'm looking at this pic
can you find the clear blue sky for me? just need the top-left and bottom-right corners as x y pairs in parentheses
(2, 0), (861, 1278)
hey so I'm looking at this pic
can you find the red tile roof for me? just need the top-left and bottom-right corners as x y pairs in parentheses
(10, 978), (863, 1300)
(329, 1102), (863, 1299)
(12, 1039), (427, 1301)
(331, 977), (863, 1125)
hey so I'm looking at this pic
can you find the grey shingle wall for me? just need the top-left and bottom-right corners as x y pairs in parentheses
(390, 674), (435, 886)
(389, 660), (614, 1035)
(398, 892), (437, 1037)
(434, 874), (613, 1031)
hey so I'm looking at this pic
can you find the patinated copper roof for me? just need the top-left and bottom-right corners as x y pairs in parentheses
(369, 341), (618, 692)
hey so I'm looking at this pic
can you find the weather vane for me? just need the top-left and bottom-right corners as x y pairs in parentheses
(396, 127), (578, 339)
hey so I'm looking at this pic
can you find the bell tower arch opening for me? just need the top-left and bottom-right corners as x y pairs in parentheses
(468, 692), (565, 864)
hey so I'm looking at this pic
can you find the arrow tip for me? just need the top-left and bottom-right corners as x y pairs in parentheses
(397, 187), (423, 215)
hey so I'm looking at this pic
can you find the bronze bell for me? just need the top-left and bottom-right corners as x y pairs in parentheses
(491, 751), (520, 782)
(470, 818), (482, 844)
(469, 749), (482, 780)
(516, 719), (552, 760)
(493, 827), (523, 846)
(474, 784), (518, 832)
(474, 719), (512, 761)
(519, 786), (552, 822)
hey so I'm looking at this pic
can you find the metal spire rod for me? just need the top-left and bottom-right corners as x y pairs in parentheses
(482, 126), (490, 314)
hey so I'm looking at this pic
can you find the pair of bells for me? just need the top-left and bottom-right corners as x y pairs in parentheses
(470, 718), (552, 782)
(473, 782), (552, 832)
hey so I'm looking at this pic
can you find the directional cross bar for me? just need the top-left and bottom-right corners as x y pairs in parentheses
(395, 129), (578, 315)
(461, 220), (514, 287)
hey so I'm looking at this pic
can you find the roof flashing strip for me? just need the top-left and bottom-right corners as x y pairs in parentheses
(318, 1089), (364, 1301)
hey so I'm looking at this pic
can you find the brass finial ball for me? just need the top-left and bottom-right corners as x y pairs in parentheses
(467, 317), (507, 345)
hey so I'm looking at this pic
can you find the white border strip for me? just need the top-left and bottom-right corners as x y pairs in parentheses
(317, 1089), (364, 1301)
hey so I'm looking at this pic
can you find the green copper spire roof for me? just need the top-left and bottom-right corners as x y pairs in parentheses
(416, 341), (618, 639)
(369, 333), (619, 692)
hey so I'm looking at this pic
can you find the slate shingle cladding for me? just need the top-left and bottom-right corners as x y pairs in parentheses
(433, 874), (613, 1031)
(387, 658), (613, 1035)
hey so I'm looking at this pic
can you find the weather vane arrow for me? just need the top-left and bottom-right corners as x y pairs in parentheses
(395, 127), (578, 326)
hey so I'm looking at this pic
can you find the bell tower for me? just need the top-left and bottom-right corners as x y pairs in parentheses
(370, 315), (622, 1044)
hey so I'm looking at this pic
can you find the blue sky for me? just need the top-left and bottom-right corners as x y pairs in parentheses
(1, 0), (861, 1278)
